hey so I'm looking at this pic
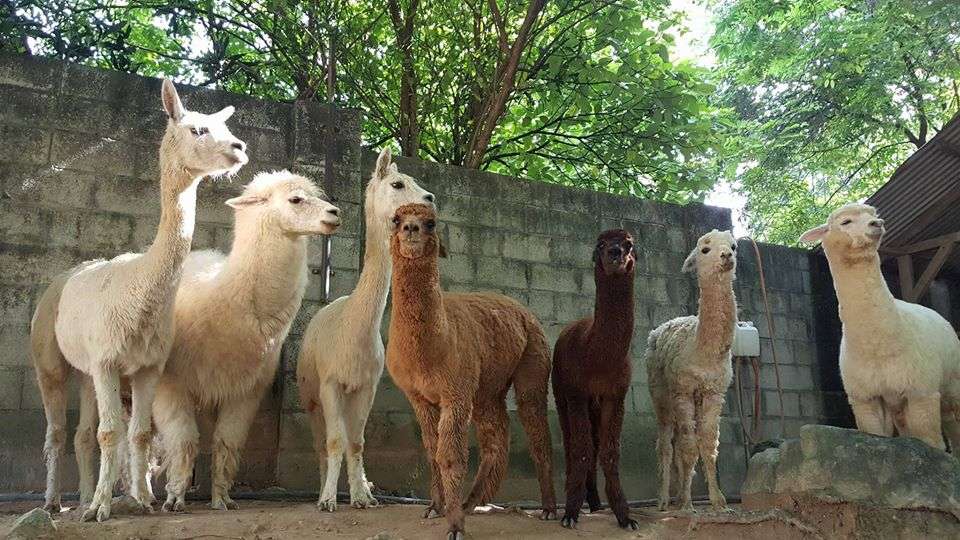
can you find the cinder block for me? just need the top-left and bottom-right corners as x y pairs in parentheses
(476, 257), (527, 289)
(77, 212), (133, 252)
(439, 252), (476, 284)
(554, 294), (591, 325)
(530, 263), (579, 294)
(49, 130), (140, 177)
(0, 367), (23, 409)
(0, 201), (49, 246)
(0, 54), (61, 91)
(0, 86), (54, 128)
(0, 285), (33, 324)
(92, 174), (159, 216)
(0, 125), (49, 165)
(526, 290), (555, 323)
(0, 323), (29, 367)
(800, 392), (821, 419)
(502, 232), (551, 263)
(764, 390), (800, 417)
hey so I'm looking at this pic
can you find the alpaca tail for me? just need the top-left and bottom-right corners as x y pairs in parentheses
(513, 319), (557, 513)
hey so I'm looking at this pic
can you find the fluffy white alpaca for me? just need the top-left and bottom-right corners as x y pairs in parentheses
(800, 203), (960, 450)
(154, 171), (341, 512)
(297, 148), (434, 511)
(30, 80), (247, 521)
(645, 229), (738, 512)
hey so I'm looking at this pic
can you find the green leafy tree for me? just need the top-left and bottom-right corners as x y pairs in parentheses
(2, 0), (722, 202)
(711, 0), (960, 243)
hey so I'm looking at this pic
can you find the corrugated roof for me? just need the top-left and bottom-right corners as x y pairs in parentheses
(866, 112), (960, 275)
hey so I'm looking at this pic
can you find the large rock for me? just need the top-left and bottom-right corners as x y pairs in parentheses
(741, 425), (960, 523)
(7, 508), (57, 540)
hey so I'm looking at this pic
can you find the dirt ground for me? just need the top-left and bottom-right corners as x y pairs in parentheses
(0, 499), (821, 539)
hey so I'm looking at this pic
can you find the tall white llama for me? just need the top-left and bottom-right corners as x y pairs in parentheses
(645, 229), (738, 512)
(30, 80), (248, 521)
(297, 148), (434, 511)
(800, 203), (960, 450)
(154, 171), (341, 512)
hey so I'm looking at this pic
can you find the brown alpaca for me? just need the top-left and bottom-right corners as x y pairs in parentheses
(552, 229), (638, 530)
(385, 204), (557, 540)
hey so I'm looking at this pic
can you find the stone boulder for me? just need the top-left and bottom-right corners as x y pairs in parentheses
(7, 508), (57, 540)
(743, 424), (960, 517)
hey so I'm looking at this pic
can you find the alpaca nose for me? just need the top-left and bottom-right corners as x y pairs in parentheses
(232, 141), (246, 152)
(721, 251), (732, 260)
(608, 247), (622, 258)
(327, 208), (339, 217)
(403, 223), (420, 233)
(424, 193), (435, 203)
(869, 219), (884, 228)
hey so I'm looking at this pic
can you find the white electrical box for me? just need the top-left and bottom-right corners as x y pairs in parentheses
(733, 321), (760, 357)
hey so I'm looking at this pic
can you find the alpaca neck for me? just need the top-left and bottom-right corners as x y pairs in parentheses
(827, 249), (900, 337)
(390, 253), (447, 351)
(221, 220), (308, 330)
(139, 148), (201, 286)
(695, 275), (737, 354)
(590, 268), (634, 353)
(340, 213), (392, 332)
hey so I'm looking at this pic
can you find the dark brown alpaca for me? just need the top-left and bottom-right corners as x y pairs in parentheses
(385, 203), (557, 540)
(553, 229), (638, 529)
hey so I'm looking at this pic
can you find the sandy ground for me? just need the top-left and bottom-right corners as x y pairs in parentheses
(0, 499), (817, 539)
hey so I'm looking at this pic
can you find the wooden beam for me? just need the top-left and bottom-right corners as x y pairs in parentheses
(898, 254), (914, 301)
(883, 231), (960, 257)
(909, 242), (956, 302)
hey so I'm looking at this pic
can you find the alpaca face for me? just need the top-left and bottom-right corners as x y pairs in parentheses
(799, 203), (884, 254)
(367, 148), (435, 229)
(593, 229), (636, 276)
(391, 203), (441, 259)
(161, 79), (248, 184)
(226, 171), (341, 236)
(683, 229), (737, 278)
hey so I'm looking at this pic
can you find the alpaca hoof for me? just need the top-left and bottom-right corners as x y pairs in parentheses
(211, 495), (239, 511)
(619, 518), (639, 530)
(446, 531), (465, 540)
(81, 502), (110, 522)
(317, 499), (337, 512)
(560, 515), (578, 529)
(351, 496), (379, 509)
(162, 499), (185, 513)
(423, 504), (444, 519)
(540, 509), (558, 521)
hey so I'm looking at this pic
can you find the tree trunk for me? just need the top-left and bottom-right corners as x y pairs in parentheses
(388, 0), (421, 157)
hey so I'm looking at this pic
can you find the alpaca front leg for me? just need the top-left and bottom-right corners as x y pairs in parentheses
(598, 395), (637, 529)
(317, 383), (346, 512)
(154, 384), (199, 512)
(560, 396), (593, 528)
(344, 383), (379, 509)
(464, 401), (509, 511)
(674, 397), (698, 512)
(127, 367), (160, 511)
(81, 368), (124, 522)
(75, 376), (98, 506)
(211, 394), (262, 510)
(903, 392), (946, 450)
(436, 404), (470, 540)
(849, 396), (893, 436)
(696, 393), (727, 510)
(410, 396), (444, 518)
(36, 368), (68, 513)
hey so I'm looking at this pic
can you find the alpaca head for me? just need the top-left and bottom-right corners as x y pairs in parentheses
(798, 203), (884, 262)
(390, 203), (446, 260)
(160, 79), (248, 184)
(683, 229), (737, 279)
(225, 171), (341, 236)
(366, 148), (435, 230)
(593, 229), (636, 277)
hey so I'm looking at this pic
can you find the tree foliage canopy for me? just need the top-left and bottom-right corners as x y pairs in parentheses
(3, 0), (722, 202)
(711, 0), (960, 243)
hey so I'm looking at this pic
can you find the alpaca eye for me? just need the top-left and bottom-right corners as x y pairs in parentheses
(190, 127), (208, 136)
(701, 247), (711, 254)
(392, 215), (401, 226)
(731, 244), (736, 251)
(391, 181), (404, 189)
(289, 196), (303, 204)
(841, 219), (852, 225)
(425, 220), (436, 231)
(623, 242), (633, 252)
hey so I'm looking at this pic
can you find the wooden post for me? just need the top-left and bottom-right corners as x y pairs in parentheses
(898, 254), (914, 301)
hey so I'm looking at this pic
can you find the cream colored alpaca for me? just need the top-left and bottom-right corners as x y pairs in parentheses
(645, 229), (738, 512)
(155, 171), (341, 512)
(297, 148), (434, 511)
(30, 80), (247, 521)
(800, 203), (960, 450)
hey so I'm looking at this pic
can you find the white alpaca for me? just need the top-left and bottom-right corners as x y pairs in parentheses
(645, 229), (738, 512)
(297, 148), (434, 511)
(799, 203), (960, 450)
(30, 80), (247, 521)
(154, 171), (341, 512)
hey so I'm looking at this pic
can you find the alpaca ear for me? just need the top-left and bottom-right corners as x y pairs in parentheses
(592, 245), (601, 265)
(213, 105), (235, 121)
(375, 147), (392, 178)
(225, 194), (267, 209)
(438, 239), (448, 259)
(682, 250), (698, 273)
(161, 79), (185, 121)
(799, 224), (828, 244)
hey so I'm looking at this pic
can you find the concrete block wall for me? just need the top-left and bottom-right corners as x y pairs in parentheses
(0, 55), (833, 504)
